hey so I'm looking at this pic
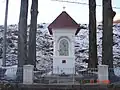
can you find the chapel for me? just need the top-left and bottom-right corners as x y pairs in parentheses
(48, 11), (80, 74)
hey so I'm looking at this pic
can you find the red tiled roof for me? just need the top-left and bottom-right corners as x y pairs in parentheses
(48, 11), (80, 35)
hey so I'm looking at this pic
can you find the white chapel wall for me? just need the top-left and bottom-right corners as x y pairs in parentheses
(52, 28), (76, 74)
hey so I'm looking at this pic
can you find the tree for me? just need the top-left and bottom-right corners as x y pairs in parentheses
(17, 0), (28, 82)
(102, 0), (116, 82)
(28, 0), (38, 67)
(18, 0), (28, 67)
(88, 0), (98, 68)
(102, 0), (115, 68)
(3, 0), (9, 66)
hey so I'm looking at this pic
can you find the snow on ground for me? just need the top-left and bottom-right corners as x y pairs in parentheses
(0, 23), (120, 79)
(2, 65), (17, 80)
(114, 67), (120, 77)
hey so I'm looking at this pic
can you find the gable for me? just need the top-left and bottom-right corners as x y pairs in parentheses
(48, 11), (80, 35)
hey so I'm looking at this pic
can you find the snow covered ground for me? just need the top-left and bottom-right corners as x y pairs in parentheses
(0, 23), (120, 79)
(2, 65), (17, 80)
(114, 67), (120, 77)
(1, 64), (120, 81)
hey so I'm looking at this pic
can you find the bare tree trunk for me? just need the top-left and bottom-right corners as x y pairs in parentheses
(18, 0), (28, 67)
(28, 0), (38, 67)
(3, 0), (9, 67)
(88, 0), (98, 68)
(102, 0), (115, 68)
(17, 0), (28, 82)
(102, 0), (116, 82)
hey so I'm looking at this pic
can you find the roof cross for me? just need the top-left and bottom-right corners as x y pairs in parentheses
(63, 6), (66, 11)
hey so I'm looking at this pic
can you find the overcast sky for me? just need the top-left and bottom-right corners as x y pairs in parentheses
(0, 0), (120, 25)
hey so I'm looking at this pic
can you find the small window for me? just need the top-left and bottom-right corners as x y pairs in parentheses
(62, 60), (66, 64)
(59, 38), (69, 56)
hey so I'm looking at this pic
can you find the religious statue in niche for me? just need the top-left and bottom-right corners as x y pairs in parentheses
(59, 38), (69, 56)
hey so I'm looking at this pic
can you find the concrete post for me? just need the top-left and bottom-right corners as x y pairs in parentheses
(0, 59), (2, 68)
(72, 67), (75, 84)
(98, 65), (109, 84)
(23, 65), (34, 84)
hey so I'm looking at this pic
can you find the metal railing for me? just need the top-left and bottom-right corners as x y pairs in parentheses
(33, 68), (98, 84)
(0, 66), (120, 84)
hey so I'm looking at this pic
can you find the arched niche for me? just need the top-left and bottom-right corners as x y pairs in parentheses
(58, 36), (70, 56)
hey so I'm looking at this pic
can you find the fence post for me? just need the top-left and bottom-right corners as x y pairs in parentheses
(23, 65), (34, 84)
(72, 67), (75, 84)
(57, 67), (59, 83)
(98, 65), (109, 84)
(0, 59), (2, 68)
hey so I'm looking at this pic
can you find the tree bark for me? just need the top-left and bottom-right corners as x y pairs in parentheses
(17, 0), (28, 82)
(28, 0), (38, 67)
(102, 0), (116, 82)
(102, 0), (116, 68)
(88, 0), (98, 68)
(3, 0), (9, 67)
(18, 0), (28, 67)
